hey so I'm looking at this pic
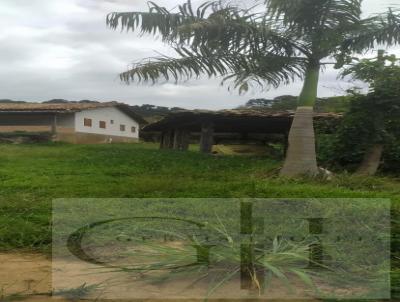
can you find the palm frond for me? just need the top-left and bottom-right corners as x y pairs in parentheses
(120, 47), (227, 84)
(119, 46), (306, 92)
(107, 0), (304, 56)
(108, 0), (400, 94)
(107, 1), (211, 40)
(265, 0), (362, 33)
(342, 9), (400, 53)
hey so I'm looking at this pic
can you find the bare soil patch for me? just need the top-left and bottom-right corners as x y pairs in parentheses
(0, 252), (323, 302)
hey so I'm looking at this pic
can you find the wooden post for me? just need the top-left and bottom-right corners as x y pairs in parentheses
(160, 130), (174, 149)
(167, 130), (174, 149)
(173, 129), (190, 151)
(160, 132), (167, 149)
(200, 121), (214, 154)
(181, 130), (190, 151)
(51, 114), (57, 136)
(173, 129), (182, 150)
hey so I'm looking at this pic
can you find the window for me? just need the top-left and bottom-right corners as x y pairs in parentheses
(84, 118), (92, 127)
(110, 120), (114, 124)
(99, 121), (106, 129)
(120, 124), (126, 132)
(131, 126), (136, 133)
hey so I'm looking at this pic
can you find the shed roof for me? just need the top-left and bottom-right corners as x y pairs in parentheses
(0, 102), (147, 125)
(144, 109), (342, 134)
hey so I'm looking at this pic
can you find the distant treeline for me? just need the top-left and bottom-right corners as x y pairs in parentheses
(129, 104), (185, 122)
(241, 95), (351, 113)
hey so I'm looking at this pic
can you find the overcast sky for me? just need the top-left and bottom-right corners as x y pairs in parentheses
(1, 0), (399, 109)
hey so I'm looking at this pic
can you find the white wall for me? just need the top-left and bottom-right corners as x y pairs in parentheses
(75, 107), (139, 139)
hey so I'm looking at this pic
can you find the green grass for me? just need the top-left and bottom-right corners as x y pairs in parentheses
(0, 142), (399, 251)
(0, 142), (398, 298)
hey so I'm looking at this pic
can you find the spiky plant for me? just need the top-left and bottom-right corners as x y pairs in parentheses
(96, 218), (318, 300)
(107, 0), (400, 176)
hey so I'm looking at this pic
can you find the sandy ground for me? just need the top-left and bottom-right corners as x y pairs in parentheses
(0, 252), (338, 302)
(0, 253), (55, 301)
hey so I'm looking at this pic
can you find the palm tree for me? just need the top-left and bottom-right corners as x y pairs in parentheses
(107, 0), (400, 176)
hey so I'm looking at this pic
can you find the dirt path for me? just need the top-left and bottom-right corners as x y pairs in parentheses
(0, 252), (323, 301)
(0, 253), (54, 301)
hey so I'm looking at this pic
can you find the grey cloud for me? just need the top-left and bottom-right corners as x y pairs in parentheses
(0, 0), (398, 109)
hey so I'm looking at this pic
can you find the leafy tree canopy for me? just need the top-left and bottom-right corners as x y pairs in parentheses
(327, 52), (400, 171)
(243, 96), (297, 110)
(0, 99), (26, 104)
(243, 95), (350, 112)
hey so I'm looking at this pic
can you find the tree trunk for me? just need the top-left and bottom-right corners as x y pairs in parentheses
(280, 63), (320, 177)
(357, 144), (384, 176)
(280, 107), (319, 177)
(355, 51), (386, 176)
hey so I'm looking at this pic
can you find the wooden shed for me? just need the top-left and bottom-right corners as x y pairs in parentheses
(143, 109), (342, 154)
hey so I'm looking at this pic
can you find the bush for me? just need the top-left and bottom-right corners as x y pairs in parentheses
(317, 93), (400, 174)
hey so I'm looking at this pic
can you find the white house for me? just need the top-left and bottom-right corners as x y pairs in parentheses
(0, 102), (146, 144)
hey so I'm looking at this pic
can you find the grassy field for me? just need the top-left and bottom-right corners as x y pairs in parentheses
(0, 142), (399, 250)
(0, 142), (398, 298)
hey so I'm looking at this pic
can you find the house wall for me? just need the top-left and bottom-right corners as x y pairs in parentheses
(0, 108), (140, 144)
(74, 107), (139, 139)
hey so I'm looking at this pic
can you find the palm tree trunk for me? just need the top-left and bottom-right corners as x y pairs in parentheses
(356, 144), (384, 176)
(280, 64), (320, 177)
